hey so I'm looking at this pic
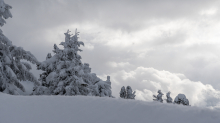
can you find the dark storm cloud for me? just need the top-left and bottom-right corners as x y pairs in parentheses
(3, 0), (220, 35)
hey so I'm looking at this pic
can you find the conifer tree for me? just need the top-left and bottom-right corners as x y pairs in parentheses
(126, 86), (136, 99)
(174, 94), (189, 106)
(120, 86), (126, 98)
(0, 0), (40, 95)
(153, 90), (164, 103)
(33, 29), (112, 97)
(165, 91), (173, 103)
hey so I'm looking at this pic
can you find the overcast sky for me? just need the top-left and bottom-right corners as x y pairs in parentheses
(3, 0), (220, 107)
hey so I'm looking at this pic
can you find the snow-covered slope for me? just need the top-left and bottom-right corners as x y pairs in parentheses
(0, 93), (220, 123)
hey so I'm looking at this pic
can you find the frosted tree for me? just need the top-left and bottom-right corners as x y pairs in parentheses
(126, 86), (136, 99)
(0, 0), (40, 95)
(165, 91), (173, 103)
(80, 64), (112, 97)
(120, 86), (126, 98)
(94, 76), (112, 97)
(33, 29), (112, 97)
(153, 90), (164, 103)
(0, 0), (12, 26)
(174, 94), (189, 106)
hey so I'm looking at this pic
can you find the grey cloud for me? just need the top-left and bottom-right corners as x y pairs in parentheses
(4, 0), (220, 33)
(148, 30), (188, 46)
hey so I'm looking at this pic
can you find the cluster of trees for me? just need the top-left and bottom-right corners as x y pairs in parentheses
(0, 0), (112, 97)
(119, 86), (136, 99)
(153, 90), (190, 106)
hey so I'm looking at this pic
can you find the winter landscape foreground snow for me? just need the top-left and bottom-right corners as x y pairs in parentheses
(1, 93), (220, 123)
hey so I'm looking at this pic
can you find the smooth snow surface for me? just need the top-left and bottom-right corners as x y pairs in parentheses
(1, 93), (220, 123)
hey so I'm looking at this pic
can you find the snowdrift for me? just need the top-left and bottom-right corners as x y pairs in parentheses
(0, 93), (220, 123)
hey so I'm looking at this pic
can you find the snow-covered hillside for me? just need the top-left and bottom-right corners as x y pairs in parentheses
(1, 93), (220, 123)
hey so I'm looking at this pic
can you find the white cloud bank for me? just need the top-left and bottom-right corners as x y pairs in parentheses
(107, 67), (220, 108)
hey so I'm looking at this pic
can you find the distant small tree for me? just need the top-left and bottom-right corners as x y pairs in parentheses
(153, 90), (164, 103)
(119, 86), (126, 98)
(126, 86), (136, 99)
(174, 94), (189, 106)
(165, 91), (173, 103)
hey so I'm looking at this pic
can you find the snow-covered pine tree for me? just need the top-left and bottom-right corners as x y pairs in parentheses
(126, 86), (135, 99)
(94, 75), (112, 97)
(33, 29), (112, 97)
(153, 90), (164, 103)
(120, 86), (126, 98)
(165, 91), (173, 103)
(174, 94), (189, 106)
(0, 0), (40, 95)
(0, 0), (11, 26)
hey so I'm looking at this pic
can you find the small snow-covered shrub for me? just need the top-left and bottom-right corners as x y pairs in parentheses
(174, 94), (189, 106)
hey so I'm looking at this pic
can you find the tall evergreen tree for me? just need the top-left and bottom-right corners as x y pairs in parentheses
(33, 29), (112, 97)
(0, 0), (39, 95)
